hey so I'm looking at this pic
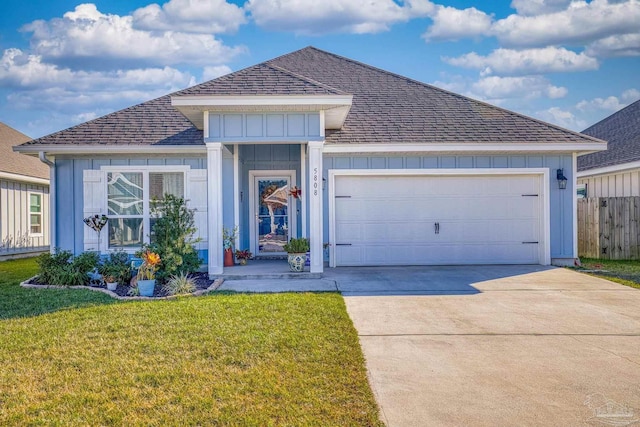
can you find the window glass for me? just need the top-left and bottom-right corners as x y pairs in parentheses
(107, 172), (143, 215)
(108, 218), (143, 247)
(149, 172), (184, 201)
(29, 193), (42, 234)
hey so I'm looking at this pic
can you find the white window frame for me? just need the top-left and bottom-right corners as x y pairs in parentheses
(101, 166), (189, 251)
(28, 192), (43, 237)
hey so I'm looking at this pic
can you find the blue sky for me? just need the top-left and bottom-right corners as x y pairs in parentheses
(0, 0), (638, 138)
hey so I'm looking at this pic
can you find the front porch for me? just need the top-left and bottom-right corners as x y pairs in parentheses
(206, 140), (326, 278)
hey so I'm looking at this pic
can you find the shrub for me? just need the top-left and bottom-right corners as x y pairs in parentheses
(36, 250), (99, 286)
(162, 272), (196, 295)
(147, 194), (202, 283)
(283, 238), (310, 254)
(99, 250), (132, 285)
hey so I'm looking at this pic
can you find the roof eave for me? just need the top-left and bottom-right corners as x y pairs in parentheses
(171, 95), (353, 130)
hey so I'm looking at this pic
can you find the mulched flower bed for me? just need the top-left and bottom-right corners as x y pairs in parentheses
(26, 273), (217, 299)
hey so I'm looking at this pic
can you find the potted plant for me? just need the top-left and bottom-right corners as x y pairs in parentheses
(283, 238), (310, 272)
(136, 250), (161, 296)
(235, 249), (252, 265)
(222, 226), (238, 267)
(99, 250), (131, 291)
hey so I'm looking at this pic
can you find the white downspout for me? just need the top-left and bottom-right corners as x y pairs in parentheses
(38, 152), (55, 252)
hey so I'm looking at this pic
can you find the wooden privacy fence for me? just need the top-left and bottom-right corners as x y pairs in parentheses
(577, 197), (640, 259)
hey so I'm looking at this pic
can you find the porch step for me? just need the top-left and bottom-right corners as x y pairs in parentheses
(221, 271), (322, 280)
(220, 259), (322, 280)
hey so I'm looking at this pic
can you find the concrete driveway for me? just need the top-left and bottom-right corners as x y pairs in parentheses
(333, 266), (640, 426)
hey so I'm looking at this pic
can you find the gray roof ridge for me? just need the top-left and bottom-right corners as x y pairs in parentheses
(264, 63), (348, 95)
(582, 98), (640, 134)
(291, 46), (605, 145)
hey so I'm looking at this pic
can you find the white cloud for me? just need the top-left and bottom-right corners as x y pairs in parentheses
(578, 96), (621, 112)
(622, 88), (640, 101)
(537, 87), (639, 131)
(202, 65), (232, 81)
(492, 0), (640, 49)
(586, 33), (640, 57)
(444, 47), (598, 76)
(0, 48), (195, 112)
(21, 3), (245, 68)
(246, 0), (434, 35)
(510, 0), (573, 16)
(535, 106), (587, 130)
(471, 75), (568, 100)
(132, 0), (246, 34)
(422, 5), (493, 41)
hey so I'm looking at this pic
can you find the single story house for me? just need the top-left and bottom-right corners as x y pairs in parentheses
(578, 99), (640, 196)
(1, 122), (50, 257)
(15, 47), (606, 276)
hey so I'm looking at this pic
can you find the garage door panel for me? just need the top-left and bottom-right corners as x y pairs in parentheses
(334, 174), (543, 266)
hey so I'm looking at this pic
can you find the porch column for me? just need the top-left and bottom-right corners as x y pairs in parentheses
(206, 142), (223, 276)
(308, 140), (324, 273)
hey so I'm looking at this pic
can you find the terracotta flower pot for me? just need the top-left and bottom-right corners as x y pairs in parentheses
(224, 248), (235, 266)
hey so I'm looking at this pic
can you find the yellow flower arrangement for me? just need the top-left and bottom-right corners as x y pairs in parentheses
(137, 251), (161, 281)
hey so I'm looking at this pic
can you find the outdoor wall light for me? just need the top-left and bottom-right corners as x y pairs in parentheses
(557, 169), (568, 190)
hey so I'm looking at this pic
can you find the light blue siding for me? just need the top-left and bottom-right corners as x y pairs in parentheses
(208, 112), (322, 143)
(322, 154), (575, 260)
(54, 155), (206, 254)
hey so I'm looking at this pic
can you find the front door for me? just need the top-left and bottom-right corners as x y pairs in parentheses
(249, 171), (296, 256)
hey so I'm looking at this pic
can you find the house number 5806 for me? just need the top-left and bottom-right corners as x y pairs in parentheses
(313, 167), (318, 196)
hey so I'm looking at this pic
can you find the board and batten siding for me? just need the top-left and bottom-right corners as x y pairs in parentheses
(0, 178), (50, 251)
(578, 169), (640, 197)
(54, 155), (207, 255)
(322, 154), (575, 260)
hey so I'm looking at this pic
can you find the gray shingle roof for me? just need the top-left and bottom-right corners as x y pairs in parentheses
(176, 63), (346, 96)
(0, 122), (49, 180)
(578, 99), (640, 171)
(20, 46), (602, 148)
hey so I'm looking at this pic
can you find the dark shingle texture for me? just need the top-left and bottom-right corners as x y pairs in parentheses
(176, 63), (346, 96)
(0, 122), (49, 179)
(578, 99), (640, 171)
(21, 46), (601, 147)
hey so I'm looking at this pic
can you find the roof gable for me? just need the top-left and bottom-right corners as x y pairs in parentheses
(0, 122), (49, 180)
(578, 99), (640, 171)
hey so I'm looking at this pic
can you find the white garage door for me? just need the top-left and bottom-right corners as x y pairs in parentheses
(333, 174), (543, 266)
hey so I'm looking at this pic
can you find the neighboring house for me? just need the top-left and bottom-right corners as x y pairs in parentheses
(577, 99), (640, 197)
(1, 122), (50, 256)
(15, 47), (606, 276)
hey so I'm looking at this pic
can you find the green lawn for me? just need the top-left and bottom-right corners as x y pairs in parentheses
(579, 258), (640, 290)
(0, 258), (382, 426)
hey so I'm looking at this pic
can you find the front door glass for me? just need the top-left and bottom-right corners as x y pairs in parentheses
(256, 178), (289, 254)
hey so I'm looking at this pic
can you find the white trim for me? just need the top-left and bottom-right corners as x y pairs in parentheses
(233, 144), (240, 250)
(248, 170), (297, 257)
(0, 171), (49, 185)
(577, 160), (640, 178)
(27, 192), (43, 237)
(206, 143), (223, 275)
(323, 143), (607, 154)
(100, 165), (190, 252)
(319, 110), (325, 138)
(308, 141), (324, 273)
(328, 168), (551, 267)
(15, 145), (206, 155)
(572, 153), (578, 259)
(203, 111), (210, 139)
(300, 144), (307, 238)
(171, 95), (353, 107)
